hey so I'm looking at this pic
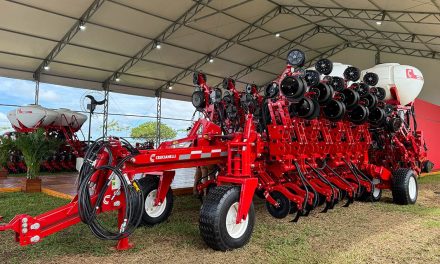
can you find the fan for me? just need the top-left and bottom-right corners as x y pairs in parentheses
(80, 91), (106, 144)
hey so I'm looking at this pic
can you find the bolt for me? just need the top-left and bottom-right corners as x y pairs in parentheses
(130, 158), (136, 163)
(30, 223), (40, 230)
(22, 218), (28, 223)
(113, 201), (121, 207)
(30, 236), (40, 243)
(22, 223), (28, 228)
(22, 228), (28, 234)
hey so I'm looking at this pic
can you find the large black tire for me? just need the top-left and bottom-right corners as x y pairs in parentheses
(199, 186), (255, 251)
(265, 191), (290, 219)
(138, 177), (174, 226)
(392, 168), (418, 205)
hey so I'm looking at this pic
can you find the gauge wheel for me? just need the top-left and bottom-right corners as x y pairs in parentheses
(265, 191), (291, 219)
(199, 186), (255, 251)
(139, 177), (174, 226)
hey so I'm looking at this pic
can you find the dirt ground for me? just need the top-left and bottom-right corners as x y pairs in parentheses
(1, 175), (439, 264)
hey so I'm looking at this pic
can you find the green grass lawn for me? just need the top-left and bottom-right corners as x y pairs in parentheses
(1, 174), (439, 264)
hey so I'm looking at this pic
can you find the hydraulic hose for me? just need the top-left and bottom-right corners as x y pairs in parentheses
(77, 138), (144, 240)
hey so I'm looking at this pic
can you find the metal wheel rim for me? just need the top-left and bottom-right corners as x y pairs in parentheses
(408, 176), (417, 200)
(372, 178), (381, 198)
(225, 202), (249, 239)
(144, 189), (167, 218)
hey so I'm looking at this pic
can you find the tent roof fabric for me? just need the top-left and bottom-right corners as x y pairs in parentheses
(1, 0), (440, 104)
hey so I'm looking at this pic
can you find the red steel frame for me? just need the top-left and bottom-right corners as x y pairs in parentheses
(0, 63), (428, 251)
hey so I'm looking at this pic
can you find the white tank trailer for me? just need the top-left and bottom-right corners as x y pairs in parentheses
(7, 105), (87, 131)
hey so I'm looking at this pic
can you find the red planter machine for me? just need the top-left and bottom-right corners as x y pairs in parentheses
(0, 50), (431, 251)
(2, 106), (87, 174)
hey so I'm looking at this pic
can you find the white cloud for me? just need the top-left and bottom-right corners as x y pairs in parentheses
(0, 112), (8, 122)
(0, 77), (36, 103)
(0, 112), (13, 133)
(39, 89), (60, 101)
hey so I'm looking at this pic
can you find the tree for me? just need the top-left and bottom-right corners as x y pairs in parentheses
(100, 119), (129, 133)
(130, 122), (177, 141)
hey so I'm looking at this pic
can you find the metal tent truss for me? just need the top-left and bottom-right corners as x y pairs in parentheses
(225, 26), (320, 84)
(318, 26), (440, 46)
(105, 0), (213, 84)
(2, 0), (440, 138)
(280, 4), (440, 25)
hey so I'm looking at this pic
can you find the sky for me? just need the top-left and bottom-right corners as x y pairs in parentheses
(0, 76), (195, 141)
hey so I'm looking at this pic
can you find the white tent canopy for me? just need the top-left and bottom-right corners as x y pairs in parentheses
(0, 0), (440, 104)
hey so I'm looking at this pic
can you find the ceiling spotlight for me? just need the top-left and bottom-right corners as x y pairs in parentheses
(115, 77), (120, 82)
(79, 21), (86, 31)
(275, 33), (280, 37)
(43, 62), (50, 71)
(155, 41), (161, 49)
(376, 12), (385, 26)
(168, 85), (173, 90)
(209, 57), (214, 63)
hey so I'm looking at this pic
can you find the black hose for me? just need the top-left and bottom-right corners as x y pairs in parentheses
(411, 105), (418, 135)
(324, 163), (355, 194)
(342, 158), (362, 195)
(77, 138), (144, 240)
(305, 161), (337, 202)
(350, 162), (374, 193)
(293, 161), (311, 211)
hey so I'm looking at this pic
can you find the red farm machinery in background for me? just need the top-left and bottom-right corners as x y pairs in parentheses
(2, 106), (88, 173)
(0, 49), (431, 251)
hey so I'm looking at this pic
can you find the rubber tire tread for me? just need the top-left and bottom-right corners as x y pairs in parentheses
(392, 168), (418, 205)
(199, 185), (255, 251)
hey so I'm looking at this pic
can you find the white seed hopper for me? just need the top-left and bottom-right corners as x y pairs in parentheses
(11, 105), (59, 129)
(361, 63), (424, 105)
(54, 108), (87, 129)
(7, 109), (20, 128)
(7, 105), (87, 131)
